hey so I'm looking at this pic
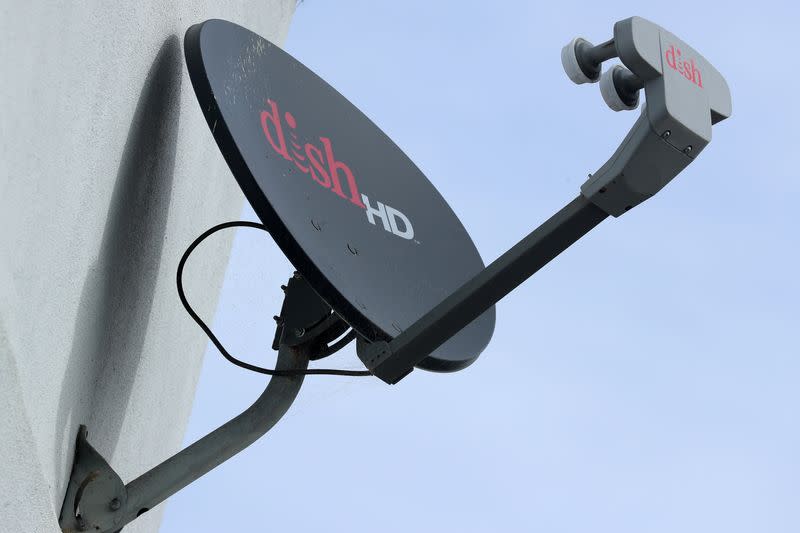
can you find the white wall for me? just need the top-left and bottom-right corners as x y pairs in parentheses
(0, 2), (295, 531)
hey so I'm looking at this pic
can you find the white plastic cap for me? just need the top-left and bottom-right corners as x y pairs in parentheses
(600, 65), (639, 111)
(561, 37), (599, 84)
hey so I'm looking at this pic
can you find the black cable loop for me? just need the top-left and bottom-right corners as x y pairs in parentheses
(177, 221), (372, 377)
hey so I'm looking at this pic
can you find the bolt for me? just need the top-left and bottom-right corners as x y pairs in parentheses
(273, 315), (283, 324)
(683, 145), (693, 154)
(293, 272), (302, 280)
(294, 327), (305, 338)
(109, 498), (121, 511)
(280, 285), (287, 292)
(662, 130), (671, 139)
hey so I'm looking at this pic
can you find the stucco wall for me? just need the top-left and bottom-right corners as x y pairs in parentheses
(0, 2), (295, 531)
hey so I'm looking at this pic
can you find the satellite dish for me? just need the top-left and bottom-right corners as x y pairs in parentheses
(58, 17), (731, 532)
(183, 18), (495, 373)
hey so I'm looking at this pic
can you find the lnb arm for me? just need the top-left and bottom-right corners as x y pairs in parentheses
(358, 16), (731, 384)
(358, 195), (607, 384)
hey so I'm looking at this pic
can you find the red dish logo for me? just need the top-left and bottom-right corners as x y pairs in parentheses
(260, 99), (415, 240)
(665, 44), (703, 88)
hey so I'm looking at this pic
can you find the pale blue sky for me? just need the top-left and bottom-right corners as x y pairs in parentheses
(163, 1), (799, 531)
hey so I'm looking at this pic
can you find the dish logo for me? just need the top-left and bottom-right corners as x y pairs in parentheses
(260, 99), (414, 240)
(665, 44), (703, 88)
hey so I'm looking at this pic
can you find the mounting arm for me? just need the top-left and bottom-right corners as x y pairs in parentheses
(58, 342), (308, 532)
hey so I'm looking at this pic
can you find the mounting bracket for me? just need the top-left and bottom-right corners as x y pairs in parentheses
(58, 274), (335, 532)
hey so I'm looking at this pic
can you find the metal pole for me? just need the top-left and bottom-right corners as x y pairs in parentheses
(119, 342), (308, 528)
(59, 343), (313, 533)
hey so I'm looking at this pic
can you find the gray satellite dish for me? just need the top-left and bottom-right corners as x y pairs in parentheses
(59, 16), (730, 533)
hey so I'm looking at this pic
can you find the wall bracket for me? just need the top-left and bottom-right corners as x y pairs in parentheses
(58, 274), (334, 532)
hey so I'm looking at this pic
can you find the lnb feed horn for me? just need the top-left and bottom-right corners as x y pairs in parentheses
(579, 16), (732, 217)
(561, 37), (617, 84)
(599, 64), (643, 111)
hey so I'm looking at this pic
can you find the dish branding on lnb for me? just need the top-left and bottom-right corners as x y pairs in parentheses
(664, 44), (703, 88)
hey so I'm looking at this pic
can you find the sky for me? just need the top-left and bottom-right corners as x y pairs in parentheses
(162, 1), (800, 532)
